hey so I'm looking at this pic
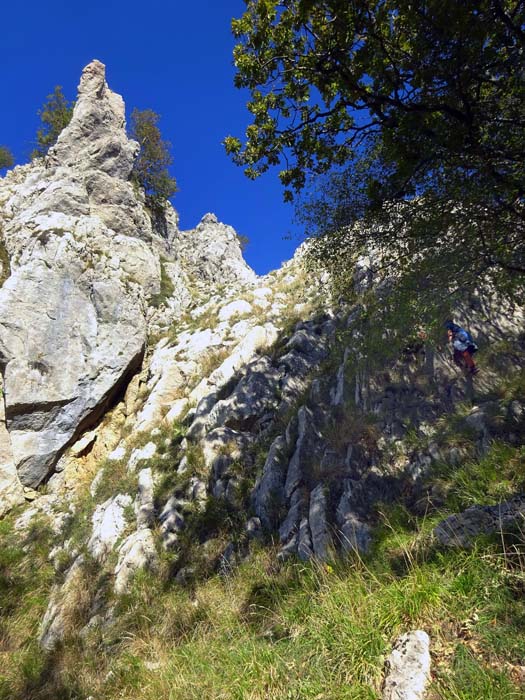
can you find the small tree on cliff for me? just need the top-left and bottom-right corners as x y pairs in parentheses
(130, 108), (178, 211)
(0, 146), (14, 171)
(32, 86), (74, 158)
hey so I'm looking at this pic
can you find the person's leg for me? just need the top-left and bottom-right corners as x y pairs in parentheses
(453, 349), (464, 367)
(463, 350), (479, 374)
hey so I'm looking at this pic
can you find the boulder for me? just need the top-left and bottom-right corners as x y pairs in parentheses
(114, 528), (158, 594)
(159, 494), (186, 548)
(309, 484), (332, 560)
(252, 435), (288, 530)
(284, 406), (324, 499)
(189, 356), (281, 439)
(382, 630), (431, 700)
(218, 299), (253, 322)
(433, 496), (525, 548)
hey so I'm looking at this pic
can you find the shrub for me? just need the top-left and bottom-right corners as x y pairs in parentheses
(130, 108), (177, 211)
(31, 86), (74, 158)
(0, 145), (13, 171)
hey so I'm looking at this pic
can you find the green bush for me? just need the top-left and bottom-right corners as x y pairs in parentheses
(130, 108), (177, 211)
(31, 86), (74, 158)
(0, 145), (13, 171)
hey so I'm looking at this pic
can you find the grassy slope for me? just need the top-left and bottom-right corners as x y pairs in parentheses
(1, 363), (524, 700)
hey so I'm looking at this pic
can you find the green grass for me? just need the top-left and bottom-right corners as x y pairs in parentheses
(433, 442), (525, 512)
(1, 514), (523, 700)
(149, 257), (176, 309)
(0, 236), (10, 287)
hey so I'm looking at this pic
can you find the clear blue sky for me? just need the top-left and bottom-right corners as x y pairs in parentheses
(1, 1), (303, 274)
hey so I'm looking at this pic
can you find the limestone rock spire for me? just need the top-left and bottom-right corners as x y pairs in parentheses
(47, 59), (138, 179)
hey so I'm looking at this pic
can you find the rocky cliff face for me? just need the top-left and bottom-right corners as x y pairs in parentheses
(1, 61), (524, 668)
(0, 60), (160, 492)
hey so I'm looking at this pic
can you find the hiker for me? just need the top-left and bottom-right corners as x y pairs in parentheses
(445, 321), (479, 375)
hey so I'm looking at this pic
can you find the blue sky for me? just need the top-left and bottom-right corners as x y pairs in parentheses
(0, 1), (303, 274)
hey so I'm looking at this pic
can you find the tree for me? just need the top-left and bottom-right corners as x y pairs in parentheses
(0, 146), (14, 171)
(32, 86), (74, 158)
(226, 1), (525, 291)
(130, 108), (178, 211)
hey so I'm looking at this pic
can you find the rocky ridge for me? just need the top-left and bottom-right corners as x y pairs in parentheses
(1, 61), (525, 695)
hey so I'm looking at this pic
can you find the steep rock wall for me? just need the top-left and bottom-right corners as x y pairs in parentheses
(0, 61), (160, 487)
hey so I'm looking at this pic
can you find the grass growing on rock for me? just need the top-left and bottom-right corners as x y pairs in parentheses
(3, 518), (523, 700)
(149, 256), (176, 309)
(4, 390), (525, 700)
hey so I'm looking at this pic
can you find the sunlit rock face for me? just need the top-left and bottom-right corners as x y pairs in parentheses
(174, 212), (257, 289)
(0, 60), (160, 487)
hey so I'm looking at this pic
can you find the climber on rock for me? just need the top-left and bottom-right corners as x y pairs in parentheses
(445, 320), (479, 375)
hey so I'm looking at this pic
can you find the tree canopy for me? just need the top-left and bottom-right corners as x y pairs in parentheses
(226, 1), (525, 298)
(130, 108), (178, 211)
(32, 86), (74, 158)
(0, 146), (14, 171)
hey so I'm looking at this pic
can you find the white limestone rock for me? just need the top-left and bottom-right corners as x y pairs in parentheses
(14, 493), (73, 535)
(253, 286), (272, 300)
(134, 341), (197, 432)
(218, 299), (253, 322)
(177, 213), (257, 288)
(164, 398), (190, 425)
(382, 631), (431, 700)
(0, 378), (24, 516)
(87, 494), (132, 563)
(135, 468), (155, 529)
(69, 430), (97, 457)
(108, 444), (126, 461)
(190, 324), (279, 403)
(252, 435), (287, 530)
(0, 60), (160, 488)
(128, 442), (156, 473)
(309, 484), (332, 560)
(114, 528), (158, 594)
(229, 319), (252, 339)
(173, 328), (223, 360)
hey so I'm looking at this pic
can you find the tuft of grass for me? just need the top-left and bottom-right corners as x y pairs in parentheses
(432, 442), (525, 512)
(149, 257), (176, 309)
(0, 235), (10, 287)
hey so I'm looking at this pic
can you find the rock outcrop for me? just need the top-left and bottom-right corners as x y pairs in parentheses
(382, 631), (431, 700)
(174, 212), (257, 290)
(0, 60), (160, 488)
(433, 496), (525, 548)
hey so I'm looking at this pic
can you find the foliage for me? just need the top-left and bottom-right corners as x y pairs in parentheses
(237, 233), (250, 252)
(227, 1), (525, 310)
(130, 108), (178, 211)
(0, 237), (10, 287)
(0, 146), (13, 171)
(31, 86), (74, 158)
(149, 256), (176, 308)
